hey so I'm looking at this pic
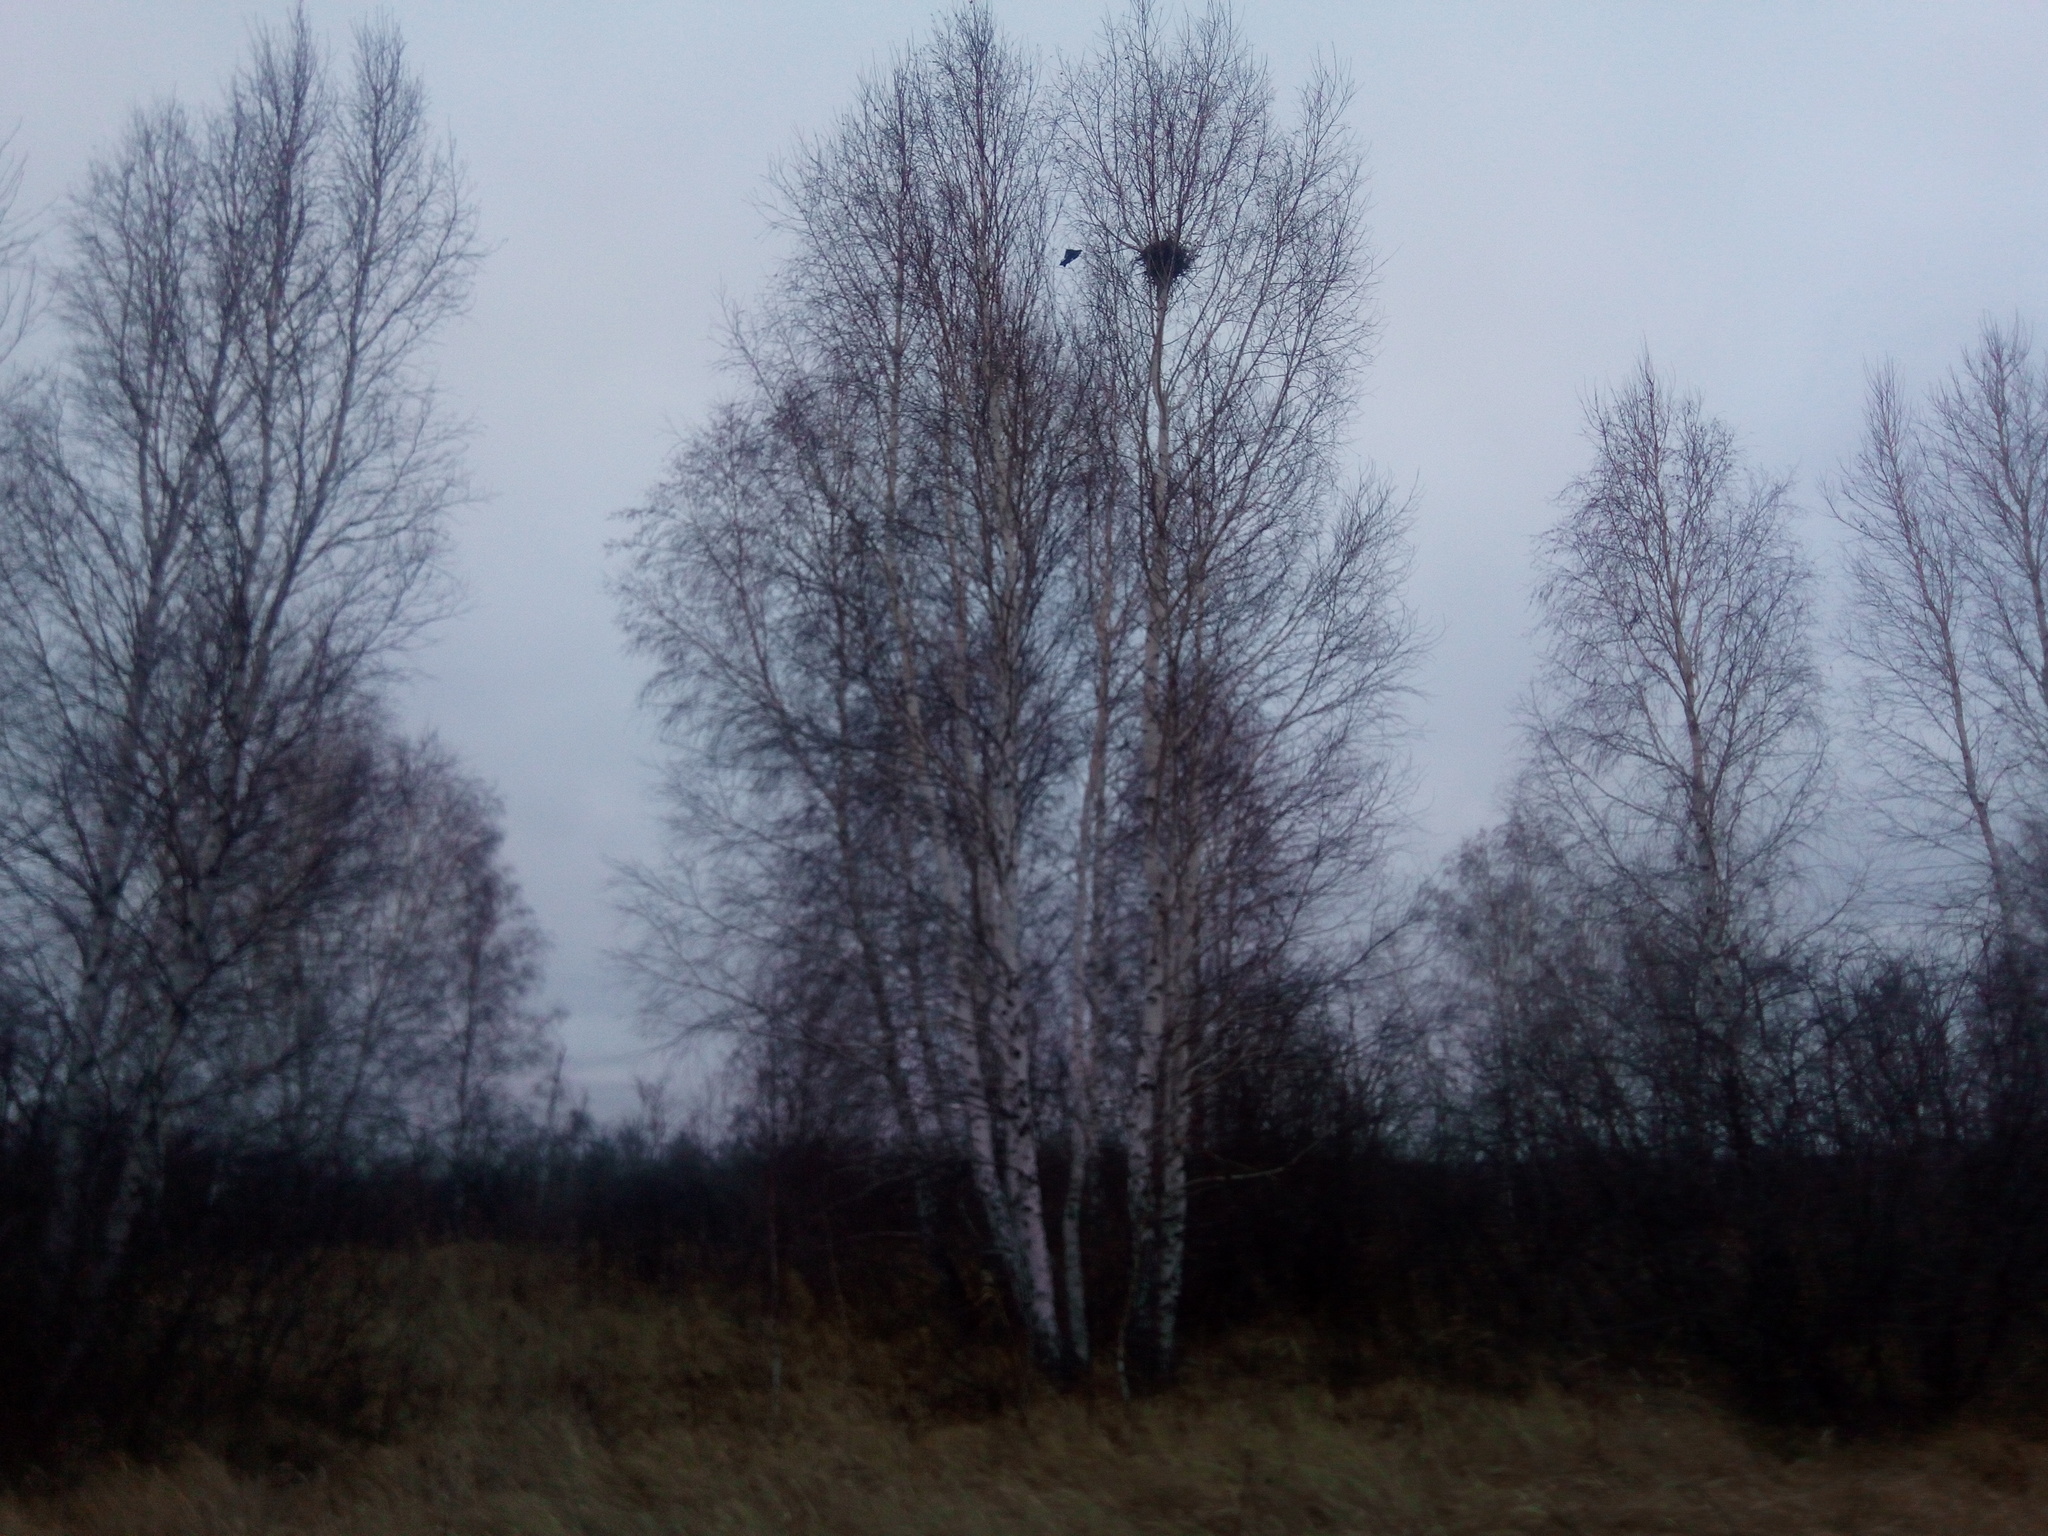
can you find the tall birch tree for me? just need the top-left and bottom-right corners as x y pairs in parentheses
(1526, 359), (1823, 1161)
(1063, 0), (1393, 1391)
(620, 6), (1086, 1377)
(0, 12), (482, 1392)
(622, 1), (1413, 1389)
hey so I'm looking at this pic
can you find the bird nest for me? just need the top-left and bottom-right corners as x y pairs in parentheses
(1137, 236), (1193, 291)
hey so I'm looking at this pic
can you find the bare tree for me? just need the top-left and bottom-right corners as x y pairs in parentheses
(1928, 324), (2048, 780)
(617, 394), (945, 1151)
(1838, 322), (2048, 947)
(1062, 0), (1398, 1391)
(897, 8), (1080, 1374)
(621, 2), (1412, 1390)
(0, 12), (480, 1390)
(1429, 810), (1630, 1163)
(621, 6), (1089, 1376)
(1834, 363), (2013, 931)
(1525, 358), (1823, 1160)
(248, 728), (554, 1162)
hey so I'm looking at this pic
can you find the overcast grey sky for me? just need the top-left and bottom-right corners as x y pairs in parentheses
(6, 1), (2047, 1115)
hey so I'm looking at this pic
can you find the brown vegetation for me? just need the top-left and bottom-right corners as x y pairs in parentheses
(6, 1244), (2047, 1536)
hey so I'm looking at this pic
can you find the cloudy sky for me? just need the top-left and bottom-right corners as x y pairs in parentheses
(6, 1), (2046, 1114)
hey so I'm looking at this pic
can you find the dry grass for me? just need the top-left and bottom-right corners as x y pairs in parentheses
(7, 1245), (2048, 1534)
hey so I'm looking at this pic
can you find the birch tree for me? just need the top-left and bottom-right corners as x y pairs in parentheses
(1837, 323), (2048, 943)
(244, 729), (554, 1162)
(1835, 363), (2014, 931)
(623, 1), (1413, 1389)
(1928, 324), (2048, 785)
(0, 12), (481, 1392)
(1526, 359), (1823, 1160)
(1063, 0), (1397, 1392)
(620, 6), (1086, 1377)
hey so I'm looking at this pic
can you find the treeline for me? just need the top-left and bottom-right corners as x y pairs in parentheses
(1405, 338), (2048, 1426)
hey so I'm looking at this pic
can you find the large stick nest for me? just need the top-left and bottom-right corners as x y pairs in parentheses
(1137, 236), (1194, 291)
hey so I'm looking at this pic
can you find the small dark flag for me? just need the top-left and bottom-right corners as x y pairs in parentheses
(1060, 248), (1082, 266)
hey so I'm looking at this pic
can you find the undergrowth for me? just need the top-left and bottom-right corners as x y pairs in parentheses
(5, 1244), (2047, 1535)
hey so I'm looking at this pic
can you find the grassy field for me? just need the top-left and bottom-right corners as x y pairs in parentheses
(7, 1246), (2046, 1535)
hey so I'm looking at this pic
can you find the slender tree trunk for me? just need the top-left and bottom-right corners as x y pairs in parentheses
(1059, 579), (1116, 1372)
(1124, 287), (1189, 1393)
